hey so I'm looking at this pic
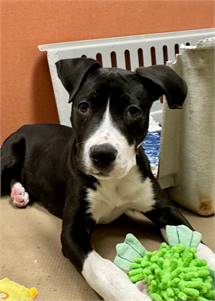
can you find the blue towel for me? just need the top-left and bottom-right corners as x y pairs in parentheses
(141, 131), (161, 175)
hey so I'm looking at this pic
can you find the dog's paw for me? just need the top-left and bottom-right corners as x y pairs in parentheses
(196, 243), (215, 270)
(10, 182), (30, 208)
(83, 251), (152, 301)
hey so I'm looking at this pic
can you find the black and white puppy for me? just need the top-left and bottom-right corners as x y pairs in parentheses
(1, 58), (215, 301)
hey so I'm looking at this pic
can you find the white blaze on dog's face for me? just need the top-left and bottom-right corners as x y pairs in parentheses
(83, 100), (136, 179)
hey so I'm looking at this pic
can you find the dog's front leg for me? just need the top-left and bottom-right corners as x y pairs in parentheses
(61, 201), (151, 301)
(144, 203), (193, 234)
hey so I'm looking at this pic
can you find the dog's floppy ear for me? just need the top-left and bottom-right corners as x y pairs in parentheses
(136, 65), (187, 109)
(56, 58), (101, 103)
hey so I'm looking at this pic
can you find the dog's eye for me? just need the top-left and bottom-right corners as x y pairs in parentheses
(126, 105), (143, 121)
(78, 101), (90, 114)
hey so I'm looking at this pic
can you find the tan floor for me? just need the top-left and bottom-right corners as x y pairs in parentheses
(0, 196), (215, 301)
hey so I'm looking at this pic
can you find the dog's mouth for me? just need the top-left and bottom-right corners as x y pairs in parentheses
(92, 171), (106, 176)
(89, 165), (132, 180)
(90, 168), (112, 179)
(93, 173), (109, 180)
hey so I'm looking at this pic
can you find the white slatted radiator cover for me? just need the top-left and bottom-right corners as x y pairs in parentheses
(39, 28), (215, 126)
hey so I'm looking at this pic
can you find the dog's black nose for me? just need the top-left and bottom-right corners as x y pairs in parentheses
(90, 144), (118, 169)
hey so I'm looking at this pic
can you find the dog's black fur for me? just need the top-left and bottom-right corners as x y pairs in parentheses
(1, 58), (192, 295)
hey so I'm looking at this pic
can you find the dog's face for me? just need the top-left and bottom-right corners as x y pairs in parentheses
(71, 69), (152, 179)
(56, 58), (187, 179)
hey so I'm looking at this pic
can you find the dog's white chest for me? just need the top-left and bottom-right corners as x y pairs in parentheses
(87, 166), (155, 224)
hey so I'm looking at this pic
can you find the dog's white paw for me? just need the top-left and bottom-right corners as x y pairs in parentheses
(197, 243), (215, 270)
(82, 251), (152, 301)
(10, 182), (30, 208)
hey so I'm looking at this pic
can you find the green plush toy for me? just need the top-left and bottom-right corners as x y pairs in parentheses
(114, 225), (215, 301)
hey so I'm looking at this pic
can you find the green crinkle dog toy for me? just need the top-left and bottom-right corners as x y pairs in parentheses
(114, 225), (215, 301)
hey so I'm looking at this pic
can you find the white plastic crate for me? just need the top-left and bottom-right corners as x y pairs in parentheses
(39, 28), (215, 126)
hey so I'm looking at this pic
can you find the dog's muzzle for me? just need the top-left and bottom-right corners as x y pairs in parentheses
(89, 143), (118, 172)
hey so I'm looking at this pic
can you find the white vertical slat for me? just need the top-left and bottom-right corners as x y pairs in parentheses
(115, 49), (126, 69)
(142, 46), (152, 67)
(129, 48), (140, 71)
(155, 46), (165, 65)
(166, 44), (176, 62)
(101, 50), (112, 68)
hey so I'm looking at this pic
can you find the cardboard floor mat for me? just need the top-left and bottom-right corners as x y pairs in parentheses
(0, 197), (214, 301)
